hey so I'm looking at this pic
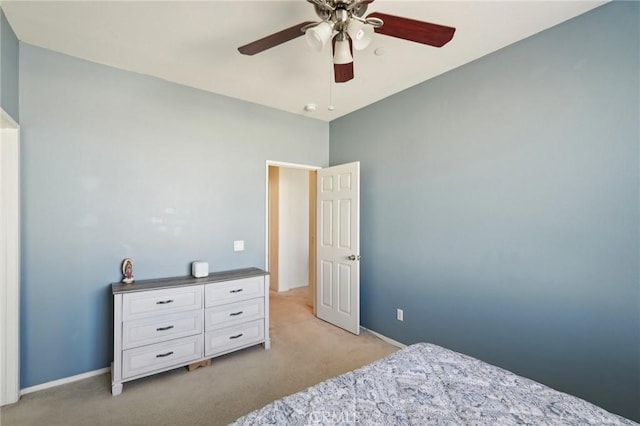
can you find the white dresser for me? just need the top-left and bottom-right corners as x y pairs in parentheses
(111, 267), (270, 395)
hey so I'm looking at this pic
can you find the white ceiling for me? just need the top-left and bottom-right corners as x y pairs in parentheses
(2, 1), (606, 122)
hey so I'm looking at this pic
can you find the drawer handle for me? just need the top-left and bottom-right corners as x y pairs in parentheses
(229, 289), (243, 294)
(156, 299), (174, 305)
(229, 333), (243, 340)
(229, 311), (244, 317)
(156, 325), (174, 331)
(156, 351), (174, 358)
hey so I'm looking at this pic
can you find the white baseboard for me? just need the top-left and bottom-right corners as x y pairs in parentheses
(20, 367), (110, 396)
(276, 284), (308, 292)
(287, 283), (308, 290)
(360, 326), (407, 349)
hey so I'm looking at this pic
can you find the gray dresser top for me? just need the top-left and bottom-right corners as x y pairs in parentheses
(111, 267), (268, 294)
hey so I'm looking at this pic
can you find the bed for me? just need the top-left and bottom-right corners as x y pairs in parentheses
(232, 342), (636, 425)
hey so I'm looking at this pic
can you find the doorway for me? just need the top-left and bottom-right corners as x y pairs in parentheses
(265, 161), (320, 313)
(1, 108), (20, 406)
(265, 160), (361, 335)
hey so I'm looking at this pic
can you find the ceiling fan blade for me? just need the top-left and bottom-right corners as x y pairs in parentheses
(367, 12), (455, 47)
(238, 21), (315, 55)
(334, 62), (354, 83)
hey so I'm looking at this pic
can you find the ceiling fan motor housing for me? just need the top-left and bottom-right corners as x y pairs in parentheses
(313, 0), (369, 31)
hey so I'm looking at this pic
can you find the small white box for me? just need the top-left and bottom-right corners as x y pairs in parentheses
(191, 261), (209, 278)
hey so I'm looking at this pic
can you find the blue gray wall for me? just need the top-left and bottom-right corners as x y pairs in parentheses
(330, 2), (639, 421)
(19, 44), (329, 388)
(0, 8), (19, 121)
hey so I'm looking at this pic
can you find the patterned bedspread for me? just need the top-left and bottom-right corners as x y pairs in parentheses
(232, 342), (637, 425)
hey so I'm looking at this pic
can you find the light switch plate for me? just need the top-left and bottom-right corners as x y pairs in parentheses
(234, 240), (245, 252)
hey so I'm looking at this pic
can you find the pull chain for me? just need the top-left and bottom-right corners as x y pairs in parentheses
(328, 46), (335, 111)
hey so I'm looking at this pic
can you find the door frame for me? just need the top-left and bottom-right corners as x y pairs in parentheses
(1, 108), (20, 406)
(264, 161), (321, 306)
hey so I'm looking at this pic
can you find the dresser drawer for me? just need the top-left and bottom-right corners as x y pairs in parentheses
(204, 276), (264, 307)
(123, 286), (202, 320)
(122, 334), (203, 380)
(205, 297), (264, 331)
(204, 319), (264, 357)
(122, 310), (203, 350)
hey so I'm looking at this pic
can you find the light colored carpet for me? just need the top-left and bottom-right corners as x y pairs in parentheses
(1, 287), (399, 426)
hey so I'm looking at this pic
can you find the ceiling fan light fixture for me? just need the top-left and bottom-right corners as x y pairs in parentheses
(305, 21), (334, 52)
(333, 37), (352, 65)
(346, 20), (373, 50)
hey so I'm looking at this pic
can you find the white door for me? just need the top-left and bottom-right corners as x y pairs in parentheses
(1, 109), (20, 406)
(316, 162), (360, 335)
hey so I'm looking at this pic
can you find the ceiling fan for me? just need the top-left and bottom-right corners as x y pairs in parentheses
(237, 0), (456, 83)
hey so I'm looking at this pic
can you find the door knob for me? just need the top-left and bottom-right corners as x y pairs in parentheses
(348, 255), (361, 261)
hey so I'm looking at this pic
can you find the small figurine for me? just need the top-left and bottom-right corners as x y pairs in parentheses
(122, 258), (134, 284)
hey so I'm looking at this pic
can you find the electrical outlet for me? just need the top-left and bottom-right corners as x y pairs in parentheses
(234, 240), (245, 252)
(396, 308), (404, 322)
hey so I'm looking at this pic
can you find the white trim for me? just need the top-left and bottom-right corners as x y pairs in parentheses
(0, 110), (18, 129)
(20, 367), (111, 396)
(1, 108), (20, 407)
(360, 326), (407, 349)
(266, 160), (322, 171)
(264, 160), (322, 273)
